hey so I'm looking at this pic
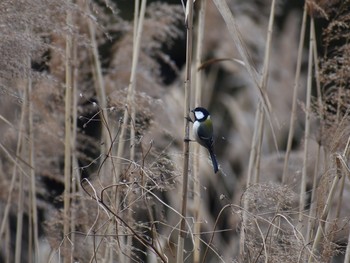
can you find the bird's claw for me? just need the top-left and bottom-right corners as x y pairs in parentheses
(185, 116), (193, 123)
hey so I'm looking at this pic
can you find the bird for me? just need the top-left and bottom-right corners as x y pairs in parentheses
(191, 107), (219, 173)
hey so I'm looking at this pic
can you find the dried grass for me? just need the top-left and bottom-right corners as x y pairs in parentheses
(1, 0), (350, 262)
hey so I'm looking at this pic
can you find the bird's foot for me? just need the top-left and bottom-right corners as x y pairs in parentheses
(185, 116), (193, 123)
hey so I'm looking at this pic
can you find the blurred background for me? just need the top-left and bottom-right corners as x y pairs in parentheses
(1, 0), (350, 262)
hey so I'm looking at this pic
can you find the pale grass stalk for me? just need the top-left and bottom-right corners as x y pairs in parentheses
(212, 0), (279, 152)
(15, 138), (24, 263)
(86, 1), (115, 260)
(63, 6), (73, 263)
(253, 0), (277, 182)
(0, 142), (29, 263)
(332, 130), (346, 222)
(334, 168), (346, 218)
(245, 109), (261, 187)
(5, 220), (10, 263)
(253, 103), (264, 184)
(0, 115), (13, 127)
(341, 134), (350, 262)
(28, 65), (39, 262)
(176, 1), (193, 262)
(345, 229), (350, 262)
(0, 101), (27, 240)
(193, 0), (207, 262)
(87, 8), (107, 112)
(282, 4), (307, 183)
(86, 0), (110, 166)
(193, 56), (202, 263)
(126, 1), (139, 262)
(212, 0), (259, 85)
(112, 0), (146, 261)
(85, 14), (113, 262)
(254, 219), (268, 263)
(304, 17), (328, 243)
(307, 157), (342, 263)
(306, 144), (321, 244)
(0, 143), (30, 179)
(83, 179), (111, 263)
(28, 174), (33, 263)
(115, 0), (146, 186)
(70, 36), (79, 257)
(115, 0), (146, 174)
(129, 0), (139, 165)
(308, 137), (350, 262)
(240, 0), (277, 257)
(312, 17), (323, 121)
(239, 105), (260, 258)
(28, 89), (33, 263)
(299, 17), (314, 224)
(14, 83), (29, 263)
(306, 13), (324, 245)
(86, 16), (112, 263)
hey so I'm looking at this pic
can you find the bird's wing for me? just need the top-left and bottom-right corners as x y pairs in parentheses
(197, 120), (214, 148)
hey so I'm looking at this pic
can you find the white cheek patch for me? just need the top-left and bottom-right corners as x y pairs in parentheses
(195, 111), (204, 120)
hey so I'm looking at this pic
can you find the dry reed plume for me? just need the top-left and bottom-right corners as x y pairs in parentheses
(1, 0), (350, 262)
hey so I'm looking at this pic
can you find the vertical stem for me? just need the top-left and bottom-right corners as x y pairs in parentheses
(306, 11), (324, 245)
(14, 83), (29, 263)
(2, 90), (27, 263)
(126, 1), (140, 262)
(177, 1), (193, 262)
(306, 144), (321, 244)
(115, 0), (146, 188)
(5, 220), (10, 263)
(28, 65), (39, 263)
(193, 0), (207, 262)
(86, 2), (114, 261)
(282, 4), (307, 183)
(308, 158), (340, 263)
(114, 0), (146, 261)
(240, 104), (260, 259)
(86, 0), (110, 170)
(70, 34), (79, 258)
(252, 0), (276, 176)
(337, 137), (350, 261)
(344, 228), (350, 263)
(299, 17), (314, 224)
(253, 102), (265, 184)
(240, 0), (276, 258)
(64, 6), (73, 262)
(15, 144), (24, 263)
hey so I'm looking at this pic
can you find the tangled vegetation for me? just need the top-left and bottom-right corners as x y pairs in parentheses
(1, 0), (350, 262)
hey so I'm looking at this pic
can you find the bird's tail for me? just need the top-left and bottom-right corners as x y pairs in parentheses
(209, 149), (219, 173)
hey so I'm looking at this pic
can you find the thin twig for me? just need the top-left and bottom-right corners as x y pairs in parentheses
(80, 179), (168, 262)
(202, 203), (232, 263)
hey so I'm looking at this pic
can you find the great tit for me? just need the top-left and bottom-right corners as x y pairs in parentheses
(191, 107), (219, 173)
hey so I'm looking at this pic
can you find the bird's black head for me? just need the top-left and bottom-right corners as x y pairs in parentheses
(191, 107), (210, 121)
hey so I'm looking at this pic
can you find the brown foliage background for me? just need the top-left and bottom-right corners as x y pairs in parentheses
(1, 0), (350, 262)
